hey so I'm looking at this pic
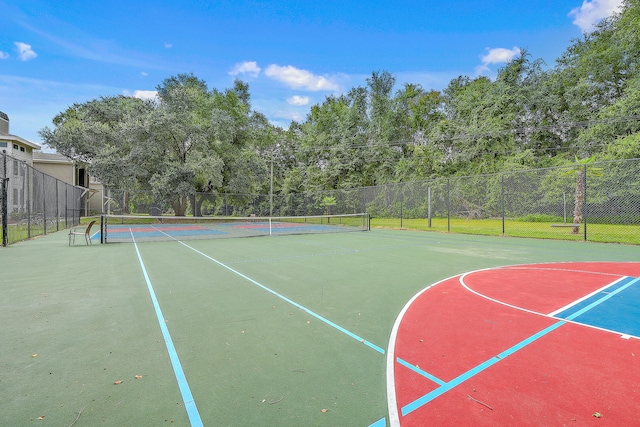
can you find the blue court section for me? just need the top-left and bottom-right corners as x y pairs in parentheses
(224, 222), (348, 233)
(104, 221), (352, 241)
(108, 225), (226, 240)
(554, 276), (640, 337)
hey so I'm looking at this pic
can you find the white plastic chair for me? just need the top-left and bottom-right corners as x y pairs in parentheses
(69, 220), (97, 246)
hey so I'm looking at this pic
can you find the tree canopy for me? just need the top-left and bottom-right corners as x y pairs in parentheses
(41, 73), (274, 214)
(40, 0), (640, 213)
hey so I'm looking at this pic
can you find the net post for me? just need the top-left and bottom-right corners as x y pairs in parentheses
(100, 214), (105, 244)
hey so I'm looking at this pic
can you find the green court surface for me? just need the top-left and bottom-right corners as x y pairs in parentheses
(2, 228), (640, 426)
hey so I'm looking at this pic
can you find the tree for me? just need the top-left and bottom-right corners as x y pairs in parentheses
(40, 96), (152, 213)
(320, 196), (336, 215)
(567, 156), (602, 233)
(40, 96), (148, 186)
(436, 74), (515, 175)
(41, 74), (274, 216)
(577, 76), (640, 158)
(142, 74), (223, 215)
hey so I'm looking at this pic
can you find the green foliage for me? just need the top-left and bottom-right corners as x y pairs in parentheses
(320, 196), (337, 207)
(41, 75), (276, 215)
(39, 1), (640, 205)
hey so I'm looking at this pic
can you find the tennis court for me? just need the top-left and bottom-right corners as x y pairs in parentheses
(2, 222), (640, 426)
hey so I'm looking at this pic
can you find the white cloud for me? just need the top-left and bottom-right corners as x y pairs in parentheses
(287, 95), (310, 106)
(264, 64), (340, 91)
(475, 46), (521, 75)
(14, 42), (37, 61)
(569, 0), (623, 32)
(272, 110), (304, 123)
(481, 47), (521, 65)
(164, 42), (173, 49)
(140, 71), (148, 77)
(0, 51), (9, 59)
(131, 90), (158, 101)
(229, 61), (261, 78)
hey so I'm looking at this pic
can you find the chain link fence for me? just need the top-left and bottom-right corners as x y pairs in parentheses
(362, 159), (640, 244)
(1, 151), (86, 246)
(103, 158), (640, 245)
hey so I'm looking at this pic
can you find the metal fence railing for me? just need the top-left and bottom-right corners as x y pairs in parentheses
(360, 159), (640, 244)
(99, 157), (640, 245)
(1, 151), (86, 246)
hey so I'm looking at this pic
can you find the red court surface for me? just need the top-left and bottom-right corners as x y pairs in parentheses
(387, 262), (640, 426)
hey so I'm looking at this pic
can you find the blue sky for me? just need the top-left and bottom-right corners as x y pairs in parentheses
(0, 0), (624, 148)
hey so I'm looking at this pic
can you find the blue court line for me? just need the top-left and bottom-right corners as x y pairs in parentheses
(368, 417), (387, 427)
(401, 320), (565, 416)
(173, 239), (386, 355)
(397, 358), (446, 386)
(131, 231), (203, 427)
(557, 276), (640, 321)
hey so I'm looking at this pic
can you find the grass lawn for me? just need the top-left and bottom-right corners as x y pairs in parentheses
(371, 217), (640, 245)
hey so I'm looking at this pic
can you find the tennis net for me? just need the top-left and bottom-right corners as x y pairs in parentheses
(99, 213), (370, 243)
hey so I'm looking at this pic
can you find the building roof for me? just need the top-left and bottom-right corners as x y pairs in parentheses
(33, 151), (74, 164)
(0, 133), (42, 150)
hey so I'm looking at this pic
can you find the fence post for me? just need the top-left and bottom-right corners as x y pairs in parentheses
(56, 179), (60, 231)
(65, 185), (68, 229)
(401, 185), (405, 228)
(583, 164), (587, 241)
(26, 165), (31, 238)
(501, 174), (505, 236)
(1, 151), (7, 247)
(428, 186), (432, 228)
(42, 174), (47, 235)
(447, 178), (451, 232)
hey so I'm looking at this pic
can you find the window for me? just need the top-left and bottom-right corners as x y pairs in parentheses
(13, 160), (18, 175)
(78, 168), (86, 187)
(13, 144), (18, 150)
(0, 142), (7, 148)
(20, 146), (25, 152)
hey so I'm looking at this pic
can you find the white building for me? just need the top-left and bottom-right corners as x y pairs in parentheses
(1, 110), (102, 218)
(0, 111), (42, 162)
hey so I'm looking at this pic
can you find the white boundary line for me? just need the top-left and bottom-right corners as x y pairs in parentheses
(548, 276), (629, 316)
(385, 274), (459, 427)
(386, 262), (640, 426)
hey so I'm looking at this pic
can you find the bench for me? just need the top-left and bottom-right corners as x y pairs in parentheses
(550, 223), (580, 228)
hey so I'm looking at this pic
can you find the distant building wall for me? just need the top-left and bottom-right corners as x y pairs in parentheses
(33, 159), (75, 184)
(33, 152), (105, 215)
